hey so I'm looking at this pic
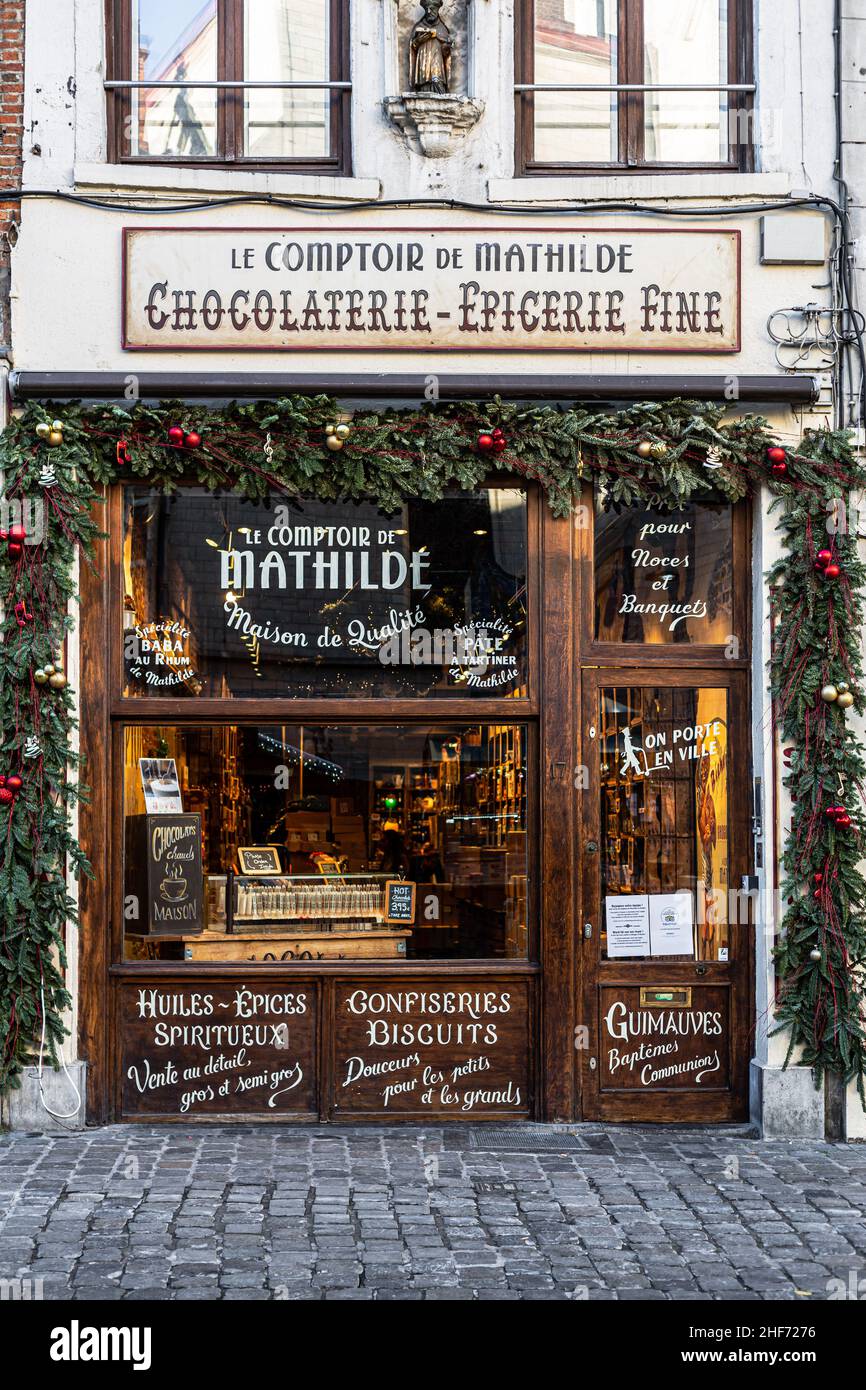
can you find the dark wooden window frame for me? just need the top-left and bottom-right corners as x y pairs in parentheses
(514, 0), (755, 176)
(105, 0), (352, 175)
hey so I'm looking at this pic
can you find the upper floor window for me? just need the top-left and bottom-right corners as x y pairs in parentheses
(107, 0), (351, 172)
(515, 0), (753, 173)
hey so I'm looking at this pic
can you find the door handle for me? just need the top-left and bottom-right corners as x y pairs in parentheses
(585, 840), (598, 854)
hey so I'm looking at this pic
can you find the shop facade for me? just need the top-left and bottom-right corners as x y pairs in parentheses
(3, 0), (864, 1138)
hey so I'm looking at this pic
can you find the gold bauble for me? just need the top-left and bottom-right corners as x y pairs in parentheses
(636, 441), (652, 458)
(47, 430), (63, 447)
(51, 420), (64, 432)
(35, 422), (50, 439)
(836, 682), (850, 695)
(43, 664), (55, 677)
(326, 436), (344, 452)
(821, 684), (839, 703)
(335, 423), (351, 440)
(34, 669), (48, 685)
(650, 442), (668, 460)
(836, 690), (855, 709)
(49, 672), (68, 690)
(324, 424), (336, 436)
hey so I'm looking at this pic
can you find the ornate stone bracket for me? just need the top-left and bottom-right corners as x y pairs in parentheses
(384, 92), (484, 158)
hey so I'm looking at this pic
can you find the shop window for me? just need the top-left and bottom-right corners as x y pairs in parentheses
(121, 487), (529, 699)
(594, 495), (733, 645)
(107, 0), (350, 172)
(515, 0), (752, 173)
(598, 686), (730, 963)
(122, 723), (530, 963)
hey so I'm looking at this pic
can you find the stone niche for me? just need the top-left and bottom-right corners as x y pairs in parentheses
(384, 0), (484, 158)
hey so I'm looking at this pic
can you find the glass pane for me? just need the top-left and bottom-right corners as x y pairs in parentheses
(599, 687), (731, 963)
(533, 0), (617, 163)
(643, 0), (729, 163)
(594, 497), (733, 645)
(122, 723), (529, 962)
(130, 0), (217, 157)
(244, 0), (330, 158)
(121, 489), (529, 698)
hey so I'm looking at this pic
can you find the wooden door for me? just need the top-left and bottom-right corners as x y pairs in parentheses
(578, 668), (753, 1122)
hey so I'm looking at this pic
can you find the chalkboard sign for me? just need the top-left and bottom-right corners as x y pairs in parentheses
(238, 846), (282, 876)
(385, 880), (416, 924)
(125, 813), (203, 936)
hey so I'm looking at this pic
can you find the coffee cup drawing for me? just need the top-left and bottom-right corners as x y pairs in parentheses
(160, 865), (188, 903)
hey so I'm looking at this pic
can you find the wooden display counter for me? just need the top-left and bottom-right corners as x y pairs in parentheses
(183, 929), (411, 962)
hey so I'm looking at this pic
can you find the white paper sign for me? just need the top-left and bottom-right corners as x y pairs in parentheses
(139, 758), (183, 814)
(649, 892), (695, 957)
(605, 895), (651, 958)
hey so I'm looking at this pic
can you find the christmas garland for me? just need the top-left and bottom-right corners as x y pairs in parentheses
(0, 395), (864, 1103)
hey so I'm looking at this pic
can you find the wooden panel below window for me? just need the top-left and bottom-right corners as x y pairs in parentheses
(119, 980), (318, 1118)
(331, 977), (532, 1118)
(599, 982), (731, 1093)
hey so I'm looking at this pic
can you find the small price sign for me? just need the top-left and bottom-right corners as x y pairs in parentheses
(385, 880), (416, 924)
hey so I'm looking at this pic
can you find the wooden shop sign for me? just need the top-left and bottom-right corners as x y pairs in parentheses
(332, 979), (531, 1116)
(123, 226), (741, 353)
(120, 982), (317, 1117)
(600, 984), (731, 1091)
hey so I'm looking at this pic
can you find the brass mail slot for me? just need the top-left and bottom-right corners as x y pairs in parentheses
(639, 986), (692, 1008)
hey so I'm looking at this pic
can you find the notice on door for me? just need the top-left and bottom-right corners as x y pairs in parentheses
(333, 980), (531, 1115)
(120, 983), (317, 1117)
(123, 226), (741, 353)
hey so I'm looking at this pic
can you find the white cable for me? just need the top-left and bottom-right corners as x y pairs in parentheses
(37, 978), (82, 1122)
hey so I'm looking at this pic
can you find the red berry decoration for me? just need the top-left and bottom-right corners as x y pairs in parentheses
(771, 461), (788, 478)
(0, 788), (13, 807)
(823, 563), (841, 580)
(184, 431), (202, 449)
(477, 433), (494, 454)
(836, 813), (852, 829)
(767, 446), (787, 464)
(167, 425), (185, 447)
(116, 439), (131, 467)
(816, 549), (833, 567)
(813, 872), (824, 884)
(7, 542), (22, 559)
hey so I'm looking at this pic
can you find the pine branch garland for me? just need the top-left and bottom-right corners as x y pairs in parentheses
(0, 396), (862, 1100)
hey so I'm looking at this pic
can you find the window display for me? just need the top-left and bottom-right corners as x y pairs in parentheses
(595, 496), (733, 645)
(122, 488), (528, 698)
(123, 723), (529, 962)
(598, 686), (730, 962)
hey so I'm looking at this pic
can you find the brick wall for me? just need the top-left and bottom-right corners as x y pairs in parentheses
(0, 0), (23, 350)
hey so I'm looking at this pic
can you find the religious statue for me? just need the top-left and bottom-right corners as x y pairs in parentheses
(409, 0), (452, 95)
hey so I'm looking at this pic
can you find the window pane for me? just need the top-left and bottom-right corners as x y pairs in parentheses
(643, 0), (729, 162)
(599, 687), (731, 963)
(594, 497), (733, 645)
(533, 0), (617, 163)
(244, 0), (330, 158)
(122, 489), (529, 698)
(122, 724), (529, 962)
(130, 0), (217, 157)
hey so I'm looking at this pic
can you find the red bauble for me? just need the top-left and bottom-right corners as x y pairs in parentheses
(813, 888), (823, 900)
(5, 774), (22, 794)
(826, 805), (841, 820)
(477, 433), (494, 453)
(813, 872), (824, 884)
(7, 542), (22, 559)
(184, 431), (202, 449)
(823, 563), (841, 579)
(771, 461), (788, 478)
(8, 523), (26, 543)
(492, 438), (507, 454)
(167, 425), (185, 446)
(836, 813), (852, 829)
(767, 446), (787, 464)
(816, 549), (833, 567)
(0, 788), (14, 806)
(492, 427), (504, 440)
(116, 439), (131, 467)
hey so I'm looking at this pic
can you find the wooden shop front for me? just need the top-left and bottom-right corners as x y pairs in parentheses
(79, 474), (753, 1124)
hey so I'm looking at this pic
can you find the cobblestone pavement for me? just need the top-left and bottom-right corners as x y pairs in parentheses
(1, 1124), (865, 1301)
